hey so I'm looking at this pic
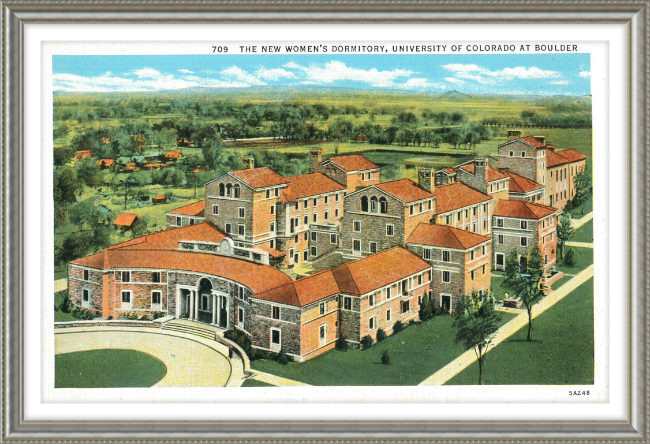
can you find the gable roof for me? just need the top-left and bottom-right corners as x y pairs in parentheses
(374, 178), (434, 203)
(407, 223), (490, 250)
(278, 173), (345, 203)
(113, 212), (139, 227)
(229, 167), (290, 189)
(494, 200), (558, 220)
(97, 158), (115, 167)
(547, 149), (587, 167)
(520, 136), (547, 148)
(432, 182), (492, 214)
(499, 170), (544, 193)
(168, 200), (205, 217)
(456, 161), (507, 182)
(105, 221), (226, 251)
(323, 155), (379, 172)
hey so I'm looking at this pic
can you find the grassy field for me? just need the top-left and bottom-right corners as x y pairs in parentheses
(251, 313), (515, 386)
(54, 291), (75, 322)
(555, 247), (594, 275)
(569, 195), (593, 218)
(572, 219), (594, 243)
(55, 349), (167, 388)
(446, 278), (594, 385)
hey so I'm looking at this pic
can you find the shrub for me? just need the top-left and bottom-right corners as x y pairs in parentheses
(335, 335), (348, 350)
(152, 311), (165, 320)
(360, 335), (374, 350)
(392, 320), (405, 334)
(376, 328), (387, 342)
(409, 319), (418, 326)
(564, 249), (576, 266)
(381, 350), (390, 365)
(224, 328), (253, 358)
(418, 294), (433, 321)
(275, 349), (290, 365)
(58, 290), (72, 313)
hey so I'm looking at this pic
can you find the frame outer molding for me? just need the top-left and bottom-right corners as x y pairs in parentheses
(1, 1), (648, 441)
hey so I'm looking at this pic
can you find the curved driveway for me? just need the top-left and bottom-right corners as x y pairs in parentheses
(55, 327), (240, 387)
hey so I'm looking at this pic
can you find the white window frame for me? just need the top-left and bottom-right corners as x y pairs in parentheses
(270, 221), (275, 232)
(82, 288), (91, 308)
(83, 269), (89, 281)
(442, 250), (450, 262)
(353, 239), (361, 254)
(238, 307), (245, 328)
(353, 220), (361, 232)
(272, 305), (281, 320)
(344, 296), (353, 311)
(121, 271), (131, 283)
(320, 302), (326, 315)
(310, 246), (317, 257)
(238, 224), (246, 236)
(521, 220), (528, 230)
(239, 207), (245, 218)
(270, 328), (281, 352)
(442, 271), (451, 283)
(121, 290), (132, 310)
(330, 234), (337, 244)
(369, 242), (377, 253)
(496, 253), (505, 269)
(386, 309), (392, 322)
(369, 316), (377, 331)
(324, 195), (329, 204)
(151, 290), (162, 310)
(521, 237), (528, 247)
(423, 248), (431, 260)
(319, 323), (327, 347)
(386, 224), (394, 236)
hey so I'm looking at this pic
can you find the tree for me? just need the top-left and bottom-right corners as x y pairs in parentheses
(556, 212), (573, 259)
(202, 139), (223, 171)
(53, 146), (74, 166)
(418, 293), (433, 322)
(54, 168), (77, 205)
(453, 291), (502, 385)
(573, 170), (592, 205)
(502, 247), (545, 341)
(69, 199), (105, 231)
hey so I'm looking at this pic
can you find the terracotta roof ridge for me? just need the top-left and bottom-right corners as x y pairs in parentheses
(445, 225), (466, 249)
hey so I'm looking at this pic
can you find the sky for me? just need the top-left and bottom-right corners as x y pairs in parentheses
(52, 53), (591, 96)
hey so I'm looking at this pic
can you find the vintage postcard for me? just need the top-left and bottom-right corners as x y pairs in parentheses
(46, 40), (602, 403)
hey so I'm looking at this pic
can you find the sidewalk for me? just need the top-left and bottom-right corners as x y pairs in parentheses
(54, 279), (67, 292)
(565, 241), (594, 248)
(249, 370), (311, 387)
(570, 212), (593, 229)
(418, 264), (594, 386)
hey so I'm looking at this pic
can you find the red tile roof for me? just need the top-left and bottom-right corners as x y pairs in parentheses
(432, 182), (492, 214)
(494, 200), (558, 220)
(230, 167), (290, 189)
(456, 162), (507, 182)
(547, 148), (587, 167)
(438, 167), (456, 175)
(374, 178), (434, 203)
(499, 170), (544, 193)
(113, 212), (139, 227)
(407, 223), (490, 250)
(520, 136), (547, 148)
(97, 158), (115, 167)
(105, 221), (226, 251)
(325, 155), (378, 172)
(165, 150), (183, 159)
(168, 200), (205, 217)
(278, 173), (345, 203)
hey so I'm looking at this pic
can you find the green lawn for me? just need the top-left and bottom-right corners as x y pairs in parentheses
(572, 219), (593, 243)
(54, 291), (75, 322)
(241, 379), (276, 388)
(551, 274), (573, 291)
(55, 349), (167, 388)
(251, 314), (515, 386)
(446, 278), (594, 385)
(555, 247), (594, 275)
(569, 194), (593, 219)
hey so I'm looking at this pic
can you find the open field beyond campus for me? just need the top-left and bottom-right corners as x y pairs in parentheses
(55, 349), (167, 388)
(251, 313), (516, 386)
(446, 278), (594, 385)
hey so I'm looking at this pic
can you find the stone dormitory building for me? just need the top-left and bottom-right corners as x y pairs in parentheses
(68, 133), (571, 361)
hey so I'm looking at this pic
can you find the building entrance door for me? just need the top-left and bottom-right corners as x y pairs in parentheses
(219, 296), (228, 328)
(441, 295), (451, 314)
(179, 289), (191, 318)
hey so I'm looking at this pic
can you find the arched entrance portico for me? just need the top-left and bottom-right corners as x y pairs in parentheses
(176, 278), (229, 328)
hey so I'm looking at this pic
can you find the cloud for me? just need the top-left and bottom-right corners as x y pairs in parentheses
(178, 69), (194, 74)
(396, 78), (446, 91)
(579, 71), (591, 78)
(443, 63), (560, 85)
(550, 80), (570, 85)
(256, 68), (296, 81)
(221, 66), (266, 86)
(131, 68), (166, 79)
(445, 77), (464, 85)
(283, 61), (413, 87)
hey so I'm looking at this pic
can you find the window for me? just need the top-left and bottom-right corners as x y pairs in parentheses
(313, 198), (317, 207)
(271, 329), (281, 351)
(304, 232), (308, 241)
(379, 197), (388, 214)
(483, 203), (488, 213)
(473, 206), (477, 216)
(386, 224), (394, 236)
(521, 237), (528, 247)
(238, 224), (245, 236)
(275, 188), (280, 197)
(418, 274), (422, 286)
(386, 309), (392, 321)
(331, 234), (337, 244)
(442, 271), (451, 283)
(225, 223), (232, 234)
(266, 189), (271, 199)
(442, 250), (450, 262)
(324, 210), (329, 220)
(482, 245), (486, 256)
(239, 207), (245, 218)
(521, 151), (526, 158)
(304, 200), (308, 209)
(304, 250), (308, 261)
(473, 222), (477, 233)
(83, 269), (89, 281)
(465, 209), (469, 218)
(401, 301), (410, 314)
(324, 195), (329, 204)
(471, 270), (475, 280)
(353, 221), (361, 232)
(121, 271), (130, 282)
(370, 196), (378, 213)
(361, 196), (369, 212)
(82, 288), (90, 307)
(457, 212), (462, 221)
(320, 302), (325, 315)
(226, 183), (232, 197)
(234, 184), (240, 198)
(270, 240), (275, 249)
(446, 215), (451, 225)
(311, 246), (317, 256)
(483, 220), (488, 230)
(151, 290), (162, 308)
(270, 222), (275, 232)
(294, 235), (298, 243)
(335, 193), (340, 202)
(369, 294), (375, 307)
(212, 205), (219, 215)
(496, 253), (505, 267)
(496, 218), (504, 227)
(304, 215), (308, 225)
(176, 216), (182, 226)
(344, 297), (352, 310)
(471, 250), (475, 260)
(509, 150), (514, 157)
(238, 307), (244, 327)
(313, 213), (317, 223)
(121, 290), (131, 309)
(152, 272), (160, 283)
(401, 280), (409, 295)
(521, 220), (527, 229)
(369, 317), (376, 330)
(419, 203), (423, 213)
(428, 200), (432, 210)
(220, 183), (225, 196)
(319, 324), (327, 346)
(270, 205), (275, 215)
(311, 231), (317, 241)
(335, 209), (339, 217)
(238, 286), (245, 300)
(353, 239), (361, 252)
(289, 248), (294, 262)
(386, 287), (392, 299)
(370, 242), (377, 253)
(272, 306), (280, 320)
(423, 248), (431, 260)
(410, 205), (414, 215)
(498, 234), (504, 244)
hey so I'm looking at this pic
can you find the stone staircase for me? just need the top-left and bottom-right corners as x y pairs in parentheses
(161, 319), (220, 341)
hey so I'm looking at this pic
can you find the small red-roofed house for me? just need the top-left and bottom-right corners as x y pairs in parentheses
(492, 200), (560, 271)
(113, 212), (139, 230)
(96, 158), (115, 169)
(312, 149), (381, 192)
(407, 223), (491, 313)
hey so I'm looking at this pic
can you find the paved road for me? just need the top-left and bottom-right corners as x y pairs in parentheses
(565, 241), (594, 248)
(570, 212), (593, 229)
(55, 326), (243, 387)
(249, 370), (311, 387)
(419, 264), (595, 386)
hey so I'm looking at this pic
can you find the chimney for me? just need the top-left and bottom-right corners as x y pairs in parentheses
(241, 155), (255, 170)
(418, 168), (435, 193)
(507, 130), (522, 141)
(474, 157), (488, 193)
(534, 136), (546, 147)
(310, 148), (323, 174)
